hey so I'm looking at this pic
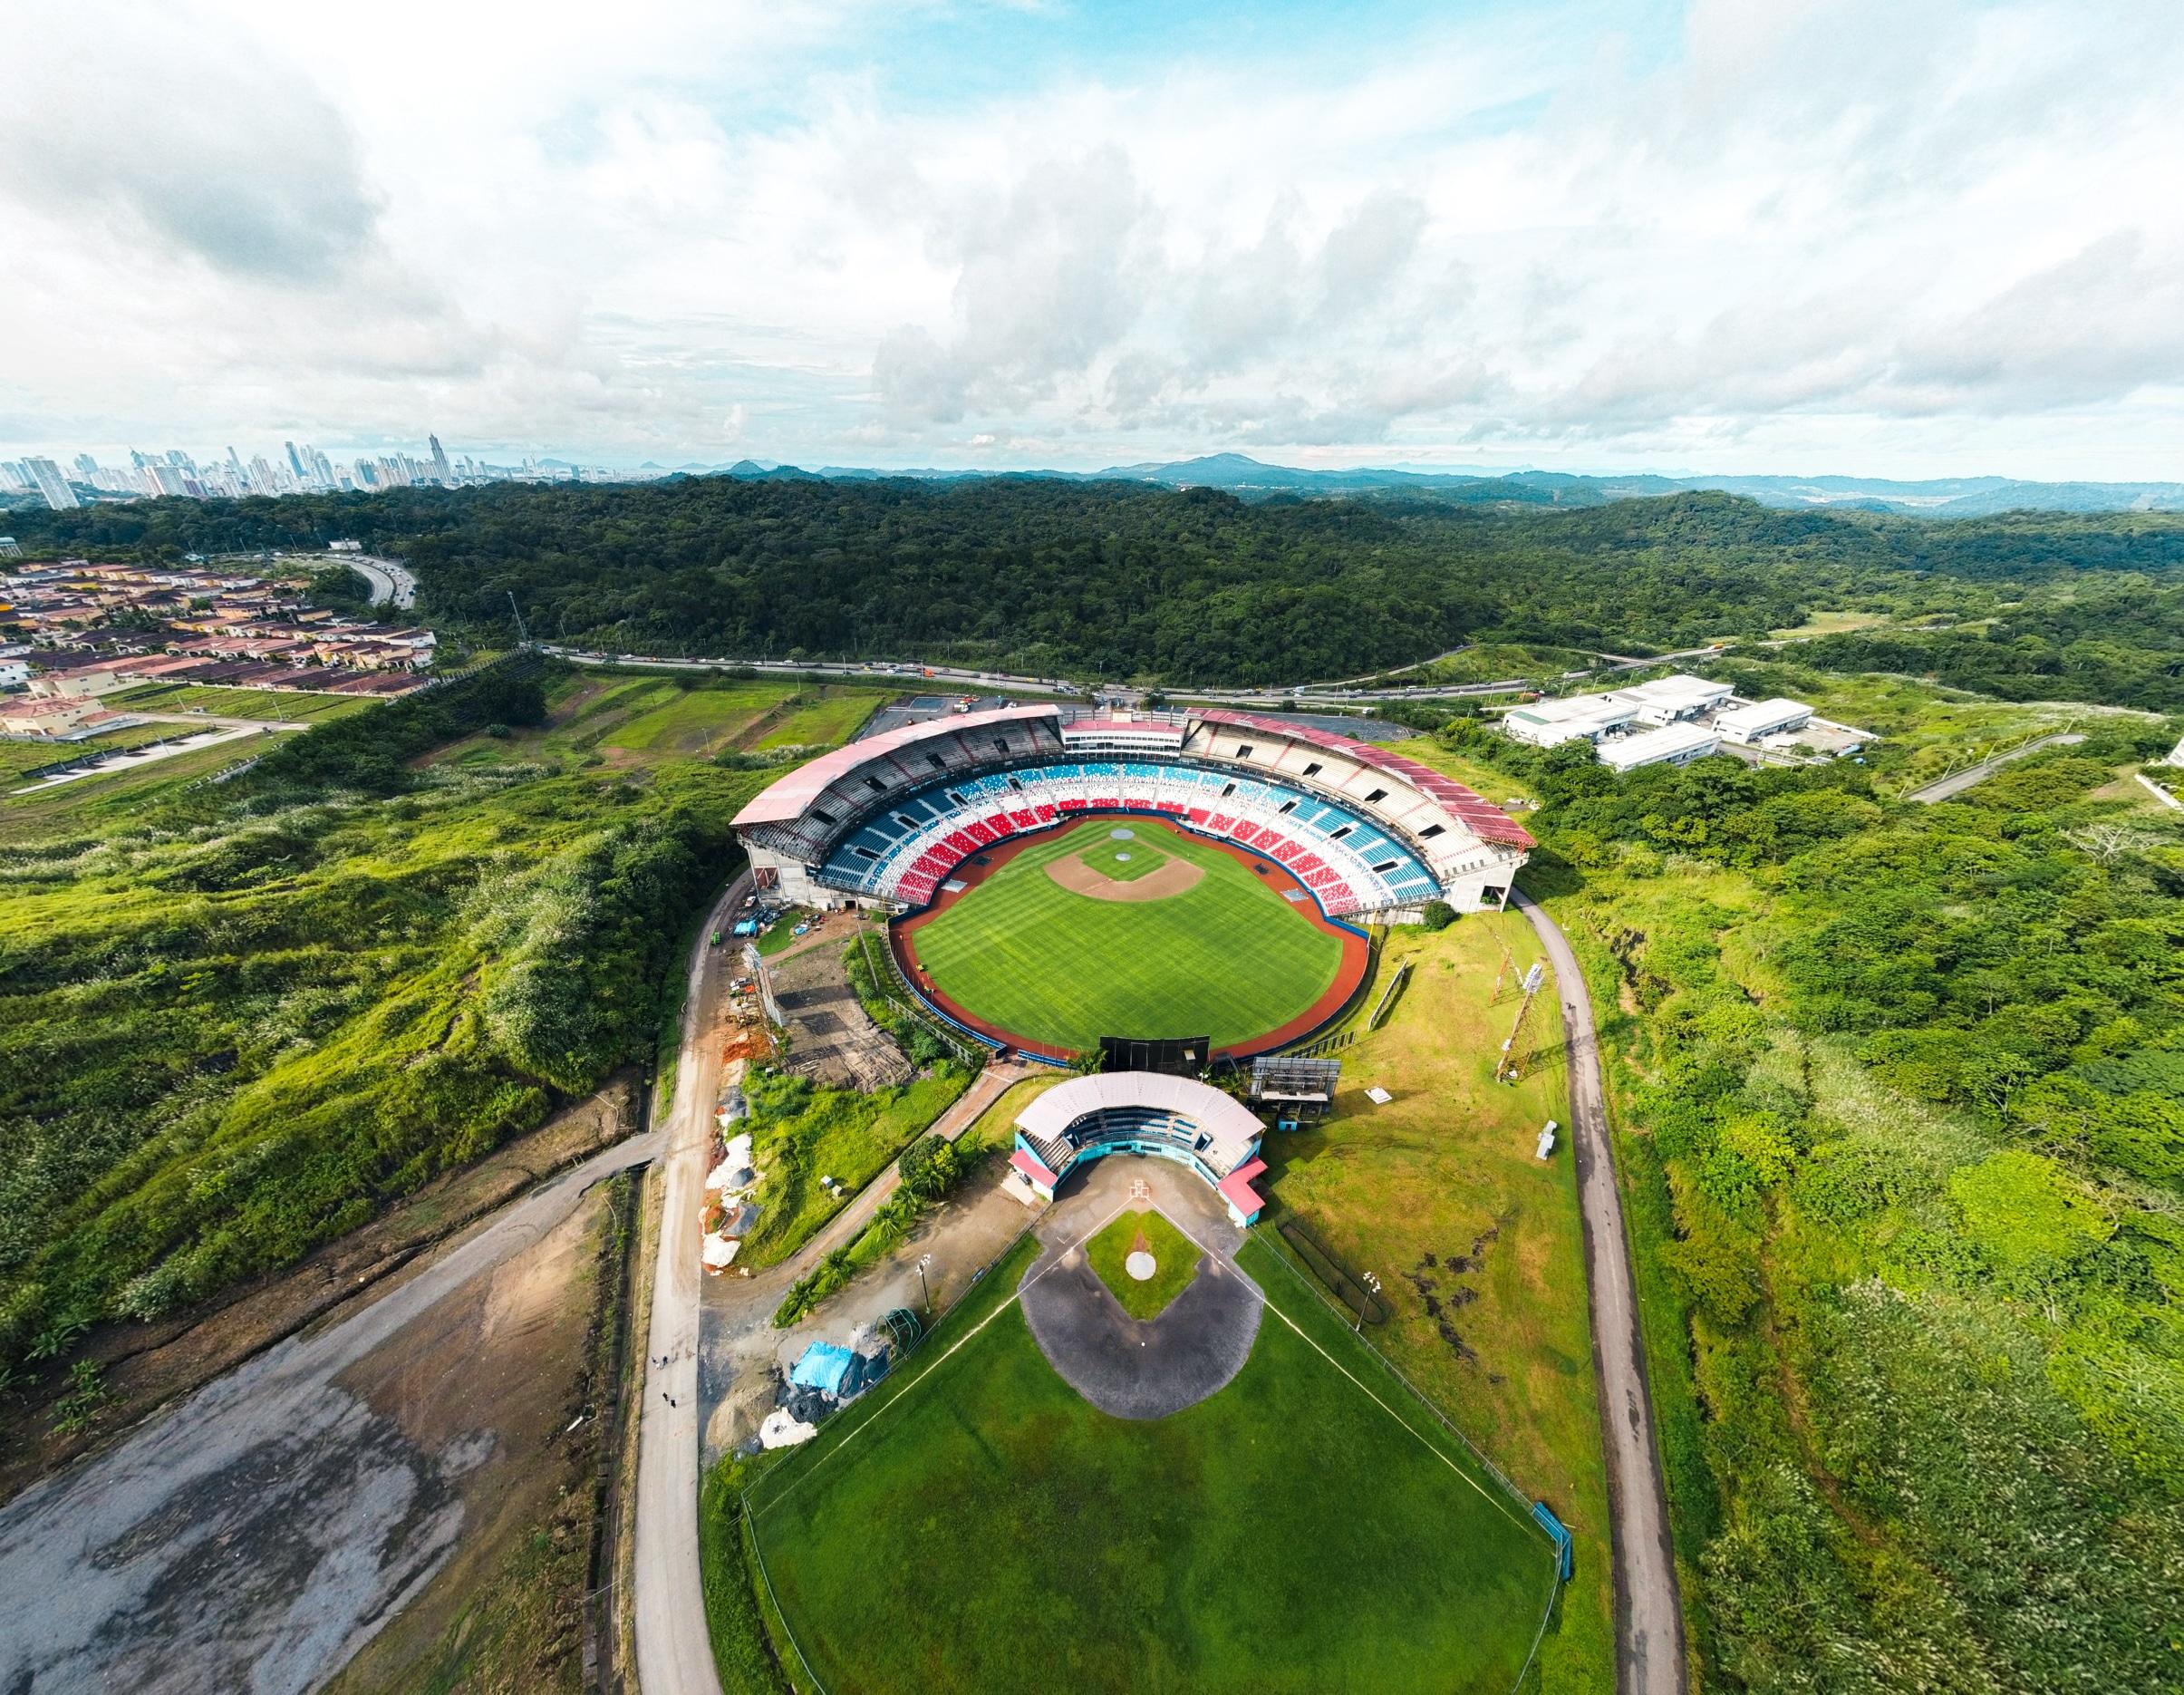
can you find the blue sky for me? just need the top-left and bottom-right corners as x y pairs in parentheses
(3, 0), (2179, 479)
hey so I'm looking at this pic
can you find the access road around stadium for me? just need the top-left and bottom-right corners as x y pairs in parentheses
(633, 867), (1033, 1695)
(1515, 889), (1687, 1695)
(633, 875), (1681, 1691)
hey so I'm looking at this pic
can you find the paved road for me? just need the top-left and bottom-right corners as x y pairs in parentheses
(1906, 730), (2083, 803)
(347, 554), (417, 610)
(1513, 889), (1686, 1695)
(0, 1128), (659, 1693)
(632, 873), (750, 1695)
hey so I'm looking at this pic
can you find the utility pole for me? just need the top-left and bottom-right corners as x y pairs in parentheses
(915, 1253), (933, 1318)
(507, 590), (530, 647)
(1496, 961), (1548, 1083)
(1354, 1271), (1382, 1332)
(1489, 924), (1514, 1004)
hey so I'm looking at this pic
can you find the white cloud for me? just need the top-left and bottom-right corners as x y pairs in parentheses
(2, 0), (2181, 476)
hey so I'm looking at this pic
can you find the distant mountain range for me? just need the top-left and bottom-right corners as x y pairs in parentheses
(652, 451), (2184, 518)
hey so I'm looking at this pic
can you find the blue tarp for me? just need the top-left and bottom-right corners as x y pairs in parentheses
(789, 1341), (858, 1398)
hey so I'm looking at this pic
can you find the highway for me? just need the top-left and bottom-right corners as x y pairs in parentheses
(348, 554), (417, 609)
(1513, 890), (1686, 1695)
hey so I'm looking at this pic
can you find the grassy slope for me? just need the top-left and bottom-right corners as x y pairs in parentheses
(1085, 1206), (1200, 1319)
(0, 679), (770, 1364)
(108, 683), (372, 722)
(1259, 911), (1616, 1695)
(913, 819), (1343, 1050)
(754, 690), (885, 749)
(744, 1233), (1551, 1695)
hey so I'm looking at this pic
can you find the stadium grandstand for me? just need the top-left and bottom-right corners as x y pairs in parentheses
(731, 704), (1533, 921)
(1005, 1071), (1271, 1225)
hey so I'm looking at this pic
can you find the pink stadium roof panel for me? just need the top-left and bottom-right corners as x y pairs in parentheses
(1198, 711), (1535, 849)
(1010, 1147), (1058, 1190)
(732, 704), (1060, 827)
(1060, 716), (1186, 741)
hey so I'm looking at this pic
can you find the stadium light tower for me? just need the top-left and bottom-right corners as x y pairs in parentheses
(915, 1253), (933, 1317)
(1355, 1271), (1382, 1332)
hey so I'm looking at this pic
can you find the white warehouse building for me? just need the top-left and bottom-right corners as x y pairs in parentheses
(1715, 697), (1813, 744)
(1597, 722), (1721, 773)
(1502, 695), (1639, 747)
(1608, 674), (1735, 724)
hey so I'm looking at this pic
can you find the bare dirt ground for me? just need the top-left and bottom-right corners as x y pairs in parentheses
(0, 1080), (637, 1510)
(768, 940), (913, 1091)
(0, 1129), (650, 1695)
(1044, 850), (1204, 901)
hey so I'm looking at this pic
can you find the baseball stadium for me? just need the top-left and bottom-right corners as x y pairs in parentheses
(727, 705), (1566, 1694)
(731, 703), (1535, 1063)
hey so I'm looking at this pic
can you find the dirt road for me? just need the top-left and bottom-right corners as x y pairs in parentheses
(632, 872), (750, 1695)
(0, 1131), (657, 1693)
(1513, 889), (1686, 1695)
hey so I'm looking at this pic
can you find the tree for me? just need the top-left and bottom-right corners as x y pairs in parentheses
(1419, 899), (1456, 931)
(898, 1134), (963, 1202)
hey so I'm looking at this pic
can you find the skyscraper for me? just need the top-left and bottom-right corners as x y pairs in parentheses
(24, 457), (80, 510)
(73, 453), (100, 479)
(285, 441), (305, 479)
(430, 433), (452, 484)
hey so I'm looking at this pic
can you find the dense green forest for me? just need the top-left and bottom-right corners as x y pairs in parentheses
(1425, 720), (2184, 1687)
(13, 479), (2184, 700)
(0, 658), (764, 1372)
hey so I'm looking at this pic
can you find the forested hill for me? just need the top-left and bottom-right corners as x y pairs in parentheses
(13, 478), (2184, 691)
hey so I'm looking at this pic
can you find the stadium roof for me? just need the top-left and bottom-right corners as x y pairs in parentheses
(1018, 1070), (1264, 1174)
(1198, 711), (1535, 849)
(732, 702), (1061, 827)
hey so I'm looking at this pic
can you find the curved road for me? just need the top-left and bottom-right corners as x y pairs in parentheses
(347, 554), (416, 610)
(1514, 889), (1686, 1695)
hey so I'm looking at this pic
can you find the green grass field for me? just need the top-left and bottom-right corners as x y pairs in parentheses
(742, 1233), (1553, 1695)
(756, 691), (884, 749)
(1086, 1207), (1201, 1319)
(911, 820), (1345, 1051)
(108, 683), (372, 722)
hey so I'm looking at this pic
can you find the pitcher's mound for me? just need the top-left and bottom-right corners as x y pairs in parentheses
(1126, 1250), (1156, 1281)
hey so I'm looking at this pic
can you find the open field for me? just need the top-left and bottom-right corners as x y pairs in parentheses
(1258, 912), (1614, 1693)
(0, 735), (258, 841)
(1086, 1206), (1199, 1319)
(1764, 608), (1892, 639)
(743, 1232), (1553, 1695)
(429, 673), (895, 771)
(755, 692), (885, 749)
(904, 818), (1349, 1052)
(109, 682), (374, 722)
(0, 720), (186, 780)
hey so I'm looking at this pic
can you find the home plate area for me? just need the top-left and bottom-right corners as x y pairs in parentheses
(1019, 1167), (1261, 1421)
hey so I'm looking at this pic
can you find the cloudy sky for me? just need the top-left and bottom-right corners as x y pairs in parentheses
(4, 0), (2179, 477)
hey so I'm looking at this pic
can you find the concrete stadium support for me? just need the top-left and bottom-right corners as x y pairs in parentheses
(732, 705), (1533, 920)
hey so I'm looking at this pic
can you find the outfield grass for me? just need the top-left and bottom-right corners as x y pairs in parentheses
(742, 1231), (1552, 1695)
(911, 820), (1344, 1051)
(1259, 913), (1612, 1693)
(1085, 1207), (1200, 1319)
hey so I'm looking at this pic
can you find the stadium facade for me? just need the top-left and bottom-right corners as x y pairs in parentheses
(730, 704), (1534, 921)
(1005, 1071), (1270, 1225)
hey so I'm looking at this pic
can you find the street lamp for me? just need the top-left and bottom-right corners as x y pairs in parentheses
(1356, 1271), (1382, 1332)
(916, 1253), (933, 1318)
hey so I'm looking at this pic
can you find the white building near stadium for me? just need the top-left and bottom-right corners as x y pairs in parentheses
(1597, 722), (1721, 772)
(1714, 697), (1813, 744)
(1606, 674), (1734, 724)
(1502, 694), (1639, 747)
(730, 703), (1533, 921)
